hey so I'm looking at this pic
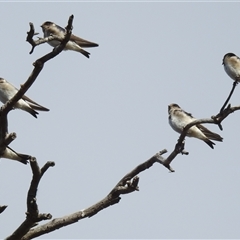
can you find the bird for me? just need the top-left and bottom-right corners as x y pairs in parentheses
(41, 21), (99, 58)
(0, 78), (49, 118)
(168, 103), (223, 149)
(222, 53), (240, 81)
(1, 146), (30, 164)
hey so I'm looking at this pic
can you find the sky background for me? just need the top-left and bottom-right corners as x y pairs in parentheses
(0, 2), (240, 239)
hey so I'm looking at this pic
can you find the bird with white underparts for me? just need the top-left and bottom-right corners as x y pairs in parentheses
(0, 78), (49, 118)
(41, 21), (99, 58)
(168, 103), (223, 149)
(222, 53), (240, 82)
(1, 146), (30, 164)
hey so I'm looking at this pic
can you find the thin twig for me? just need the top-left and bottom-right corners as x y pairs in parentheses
(220, 80), (238, 113)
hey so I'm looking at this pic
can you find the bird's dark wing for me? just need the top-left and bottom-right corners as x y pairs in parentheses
(22, 95), (49, 111)
(70, 34), (99, 48)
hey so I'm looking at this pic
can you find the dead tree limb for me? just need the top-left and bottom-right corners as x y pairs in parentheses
(21, 150), (167, 239)
(9, 104), (240, 239)
(5, 159), (54, 240)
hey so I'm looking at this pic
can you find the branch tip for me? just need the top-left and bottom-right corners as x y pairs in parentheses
(38, 213), (52, 220)
(159, 149), (167, 155)
(30, 157), (36, 162)
(181, 150), (189, 155)
(47, 161), (55, 167)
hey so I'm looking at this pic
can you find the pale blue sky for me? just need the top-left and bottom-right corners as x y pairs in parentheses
(0, 2), (240, 239)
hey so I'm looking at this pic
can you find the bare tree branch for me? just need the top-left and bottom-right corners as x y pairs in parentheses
(10, 105), (240, 239)
(220, 80), (238, 113)
(0, 113), (9, 155)
(20, 150), (167, 239)
(0, 111), (8, 140)
(0, 115), (29, 164)
(28, 34), (68, 55)
(4, 133), (16, 146)
(5, 159), (54, 240)
(26, 23), (38, 55)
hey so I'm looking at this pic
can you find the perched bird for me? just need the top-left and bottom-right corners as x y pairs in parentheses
(168, 103), (223, 149)
(222, 53), (240, 81)
(1, 146), (30, 164)
(41, 21), (99, 58)
(0, 78), (49, 118)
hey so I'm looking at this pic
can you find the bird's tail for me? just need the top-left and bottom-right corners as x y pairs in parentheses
(22, 95), (50, 112)
(203, 139), (216, 149)
(197, 124), (223, 142)
(29, 104), (49, 112)
(21, 103), (48, 118)
(65, 41), (91, 58)
(25, 108), (38, 118)
(15, 153), (30, 164)
(3, 147), (30, 164)
(78, 48), (90, 58)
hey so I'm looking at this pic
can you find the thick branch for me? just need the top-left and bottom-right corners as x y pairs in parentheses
(0, 110), (9, 148)
(0, 132), (16, 157)
(21, 150), (168, 239)
(12, 105), (240, 239)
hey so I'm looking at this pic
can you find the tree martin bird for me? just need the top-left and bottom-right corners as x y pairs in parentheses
(1, 146), (30, 164)
(168, 103), (223, 149)
(222, 53), (240, 81)
(41, 21), (99, 58)
(0, 78), (49, 118)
